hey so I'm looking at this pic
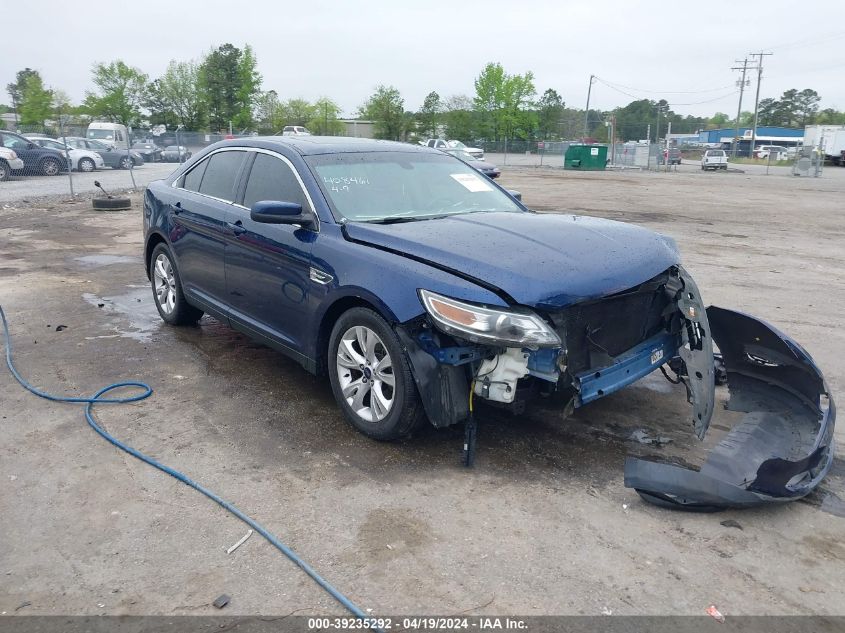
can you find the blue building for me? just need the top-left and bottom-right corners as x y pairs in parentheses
(698, 126), (803, 155)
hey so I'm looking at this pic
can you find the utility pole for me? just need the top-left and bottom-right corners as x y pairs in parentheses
(749, 51), (773, 158)
(584, 74), (596, 139)
(731, 58), (750, 157)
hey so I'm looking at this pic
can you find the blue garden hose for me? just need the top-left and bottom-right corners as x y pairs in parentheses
(0, 304), (379, 627)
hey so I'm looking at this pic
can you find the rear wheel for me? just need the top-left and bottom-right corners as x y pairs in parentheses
(149, 243), (203, 325)
(40, 157), (61, 176)
(328, 308), (423, 440)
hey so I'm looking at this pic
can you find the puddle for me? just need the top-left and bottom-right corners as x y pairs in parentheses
(83, 287), (160, 343)
(75, 254), (140, 266)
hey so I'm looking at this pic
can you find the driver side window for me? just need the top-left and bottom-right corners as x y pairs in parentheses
(242, 153), (309, 212)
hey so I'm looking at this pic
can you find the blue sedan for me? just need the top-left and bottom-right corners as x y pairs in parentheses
(143, 137), (834, 510)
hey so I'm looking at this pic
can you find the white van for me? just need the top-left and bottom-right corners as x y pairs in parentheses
(87, 122), (129, 146)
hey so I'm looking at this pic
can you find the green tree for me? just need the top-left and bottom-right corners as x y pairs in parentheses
(417, 91), (442, 138)
(18, 74), (54, 127)
(308, 97), (344, 135)
(473, 62), (535, 141)
(360, 85), (406, 140)
(443, 94), (476, 141)
(537, 88), (564, 139)
(279, 98), (316, 127)
(708, 112), (730, 127)
(199, 43), (261, 132)
(254, 90), (281, 133)
(84, 60), (148, 127)
(6, 68), (41, 114)
(816, 108), (845, 125)
(152, 60), (207, 130)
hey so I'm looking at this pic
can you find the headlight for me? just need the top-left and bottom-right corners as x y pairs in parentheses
(8, 151), (17, 159)
(418, 289), (561, 348)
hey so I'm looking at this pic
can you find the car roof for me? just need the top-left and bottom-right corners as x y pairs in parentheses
(215, 136), (439, 156)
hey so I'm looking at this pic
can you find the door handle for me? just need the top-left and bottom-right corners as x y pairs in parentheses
(229, 220), (246, 236)
(171, 201), (182, 215)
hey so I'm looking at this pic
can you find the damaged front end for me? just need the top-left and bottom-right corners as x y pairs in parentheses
(397, 266), (835, 510)
(624, 306), (836, 510)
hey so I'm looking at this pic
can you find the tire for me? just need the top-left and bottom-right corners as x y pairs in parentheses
(328, 307), (423, 441)
(92, 196), (132, 210)
(721, 165), (727, 170)
(40, 157), (61, 176)
(78, 157), (96, 172)
(149, 243), (203, 326)
(0, 160), (9, 181)
(118, 156), (133, 170)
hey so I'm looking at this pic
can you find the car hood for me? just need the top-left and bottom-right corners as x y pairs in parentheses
(343, 211), (680, 308)
(472, 160), (498, 171)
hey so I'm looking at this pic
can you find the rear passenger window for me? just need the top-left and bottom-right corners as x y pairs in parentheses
(198, 151), (245, 201)
(242, 153), (309, 211)
(182, 160), (208, 192)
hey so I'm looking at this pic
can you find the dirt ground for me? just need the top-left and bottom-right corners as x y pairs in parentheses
(1, 165), (843, 619)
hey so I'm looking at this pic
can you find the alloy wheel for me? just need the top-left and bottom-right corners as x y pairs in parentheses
(153, 253), (177, 315)
(336, 325), (395, 422)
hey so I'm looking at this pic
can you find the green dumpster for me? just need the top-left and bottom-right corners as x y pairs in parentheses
(564, 144), (607, 170)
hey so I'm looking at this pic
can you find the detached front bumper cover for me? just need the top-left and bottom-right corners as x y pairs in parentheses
(625, 306), (836, 510)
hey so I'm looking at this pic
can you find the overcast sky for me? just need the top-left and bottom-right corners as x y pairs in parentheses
(4, 0), (845, 119)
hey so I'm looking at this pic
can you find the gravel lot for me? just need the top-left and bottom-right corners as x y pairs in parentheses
(1, 165), (843, 619)
(0, 162), (176, 203)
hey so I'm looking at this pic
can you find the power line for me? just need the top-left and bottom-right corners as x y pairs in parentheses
(594, 78), (738, 106)
(594, 76), (734, 94)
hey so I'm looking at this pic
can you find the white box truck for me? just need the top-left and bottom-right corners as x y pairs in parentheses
(803, 125), (845, 165)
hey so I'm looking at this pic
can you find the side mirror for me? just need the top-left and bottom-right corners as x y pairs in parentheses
(28, 142), (37, 149)
(250, 200), (315, 229)
(506, 189), (522, 202)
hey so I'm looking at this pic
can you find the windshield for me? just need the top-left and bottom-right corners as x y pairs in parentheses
(88, 129), (116, 140)
(307, 151), (521, 223)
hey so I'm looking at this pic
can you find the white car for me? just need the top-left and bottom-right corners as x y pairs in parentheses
(281, 126), (311, 136)
(701, 149), (728, 171)
(25, 137), (105, 172)
(426, 139), (484, 159)
(0, 147), (25, 181)
(754, 145), (788, 161)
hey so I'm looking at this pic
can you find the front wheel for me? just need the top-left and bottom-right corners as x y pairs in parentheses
(328, 308), (423, 440)
(118, 156), (133, 170)
(149, 243), (203, 325)
(0, 160), (10, 181)
(78, 157), (95, 172)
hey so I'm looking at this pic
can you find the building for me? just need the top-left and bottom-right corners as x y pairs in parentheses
(698, 126), (803, 155)
(340, 119), (375, 138)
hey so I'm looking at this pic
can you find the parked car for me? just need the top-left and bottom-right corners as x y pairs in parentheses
(24, 136), (105, 172)
(443, 148), (501, 178)
(161, 145), (192, 162)
(0, 147), (25, 181)
(142, 136), (834, 510)
(60, 137), (144, 169)
(701, 149), (728, 171)
(131, 141), (163, 163)
(282, 126), (311, 136)
(658, 147), (681, 165)
(425, 139), (484, 159)
(0, 131), (69, 176)
(754, 145), (788, 161)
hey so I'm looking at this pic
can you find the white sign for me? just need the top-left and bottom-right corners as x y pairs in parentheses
(451, 173), (492, 192)
(590, 147), (599, 156)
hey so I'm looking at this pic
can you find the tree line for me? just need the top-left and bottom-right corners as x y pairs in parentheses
(4, 49), (842, 143)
